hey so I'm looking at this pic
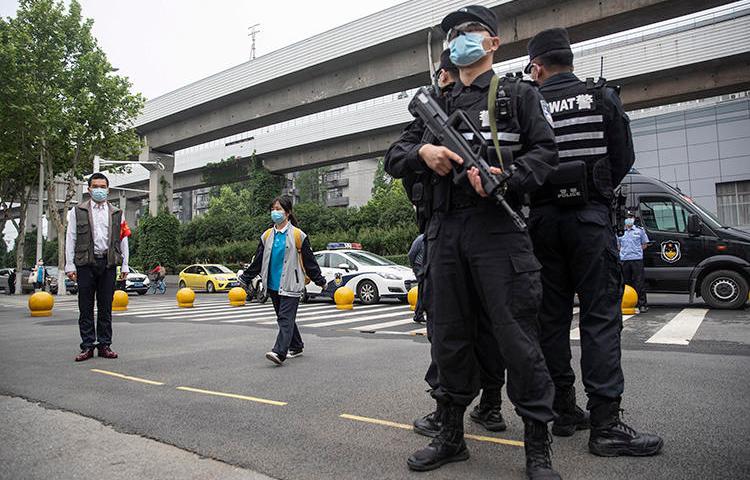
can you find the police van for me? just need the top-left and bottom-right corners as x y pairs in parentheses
(618, 171), (750, 309)
(305, 243), (417, 304)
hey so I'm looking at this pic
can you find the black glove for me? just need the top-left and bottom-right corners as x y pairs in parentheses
(315, 278), (327, 288)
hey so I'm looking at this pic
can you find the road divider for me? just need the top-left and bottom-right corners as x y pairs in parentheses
(339, 413), (524, 447)
(90, 368), (165, 386)
(176, 386), (287, 406)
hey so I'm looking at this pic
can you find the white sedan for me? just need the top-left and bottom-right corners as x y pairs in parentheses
(305, 248), (416, 304)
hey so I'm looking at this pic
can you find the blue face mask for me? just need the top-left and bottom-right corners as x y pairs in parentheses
(90, 187), (108, 203)
(624, 218), (635, 227)
(449, 32), (487, 67)
(271, 210), (286, 224)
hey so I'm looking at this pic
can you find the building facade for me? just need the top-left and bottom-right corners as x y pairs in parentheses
(630, 94), (750, 229)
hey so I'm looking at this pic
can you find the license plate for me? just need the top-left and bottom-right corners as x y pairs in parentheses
(133, 282), (143, 288)
(228, 282), (240, 287)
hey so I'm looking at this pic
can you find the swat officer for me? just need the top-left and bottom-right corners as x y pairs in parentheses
(410, 48), (509, 442)
(385, 6), (560, 479)
(525, 28), (663, 456)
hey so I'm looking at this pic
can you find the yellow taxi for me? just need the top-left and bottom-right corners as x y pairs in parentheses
(178, 264), (240, 293)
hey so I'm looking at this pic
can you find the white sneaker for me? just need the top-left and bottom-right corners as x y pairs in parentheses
(287, 349), (303, 359)
(265, 351), (283, 365)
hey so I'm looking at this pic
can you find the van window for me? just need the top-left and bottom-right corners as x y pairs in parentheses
(640, 198), (690, 233)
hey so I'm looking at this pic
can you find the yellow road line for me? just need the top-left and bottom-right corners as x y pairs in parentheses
(339, 413), (524, 447)
(90, 369), (165, 386)
(176, 386), (287, 406)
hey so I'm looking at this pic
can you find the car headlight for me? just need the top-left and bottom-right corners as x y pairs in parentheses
(377, 272), (402, 280)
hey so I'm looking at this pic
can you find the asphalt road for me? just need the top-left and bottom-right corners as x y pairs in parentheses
(0, 292), (748, 480)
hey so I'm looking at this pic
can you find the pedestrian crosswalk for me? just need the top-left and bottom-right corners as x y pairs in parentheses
(28, 295), (733, 347)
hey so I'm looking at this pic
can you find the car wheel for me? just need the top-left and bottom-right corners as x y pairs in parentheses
(357, 279), (380, 305)
(206, 281), (216, 293)
(178, 280), (186, 289)
(700, 269), (749, 309)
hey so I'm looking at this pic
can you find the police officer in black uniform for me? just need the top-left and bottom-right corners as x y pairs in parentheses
(412, 49), (508, 440)
(525, 27), (663, 457)
(385, 6), (561, 478)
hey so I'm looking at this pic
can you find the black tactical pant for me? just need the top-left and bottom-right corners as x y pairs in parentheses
(424, 295), (506, 396)
(427, 206), (555, 422)
(76, 257), (116, 350)
(622, 259), (648, 308)
(529, 203), (625, 410)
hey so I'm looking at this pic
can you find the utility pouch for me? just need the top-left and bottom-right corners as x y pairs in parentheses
(548, 160), (588, 207)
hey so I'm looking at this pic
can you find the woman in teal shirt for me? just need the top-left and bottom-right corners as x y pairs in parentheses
(240, 196), (327, 365)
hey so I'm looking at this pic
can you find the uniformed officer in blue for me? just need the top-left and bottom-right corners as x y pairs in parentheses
(386, 6), (561, 478)
(525, 27), (663, 457)
(619, 212), (650, 313)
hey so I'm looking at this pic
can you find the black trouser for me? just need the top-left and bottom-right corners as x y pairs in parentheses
(268, 290), (303, 361)
(622, 259), (647, 308)
(427, 206), (554, 422)
(413, 280), (425, 321)
(424, 310), (507, 396)
(76, 257), (116, 350)
(529, 203), (625, 410)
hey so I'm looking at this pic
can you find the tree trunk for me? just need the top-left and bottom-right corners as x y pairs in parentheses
(14, 190), (30, 295)
(45, 158), (77, 296)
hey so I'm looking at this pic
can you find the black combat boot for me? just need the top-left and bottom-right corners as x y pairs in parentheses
(588, 400), (664, 457)
(407, 404), (469, 471)
(413, 401), (443, 438)
(469, 388), (507, 432)
(523, 418), (561, 480)
(551, 387), (589, 437)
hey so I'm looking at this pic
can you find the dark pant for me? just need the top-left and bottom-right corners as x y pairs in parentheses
(76, 258), (116, 350)
(529, 203), (625, 410)
(268, 290), (303, 360)
(622, 259), (647, 308)
(427, 206), (554, 422)
(424, 317), (507, 395)
(413, 280), (425, 321)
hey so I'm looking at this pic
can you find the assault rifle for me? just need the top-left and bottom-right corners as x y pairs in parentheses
(408, 86), (526, 230)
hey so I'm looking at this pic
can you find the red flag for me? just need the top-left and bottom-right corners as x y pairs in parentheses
(120, 220), (131, 240)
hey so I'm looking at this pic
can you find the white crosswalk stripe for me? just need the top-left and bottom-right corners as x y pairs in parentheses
(39, 296), (717, 345)
(645, 308), (708, 345)
(570, 312), (635, 341)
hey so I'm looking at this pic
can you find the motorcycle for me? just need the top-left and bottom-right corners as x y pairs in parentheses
(237, 265), (268, 303)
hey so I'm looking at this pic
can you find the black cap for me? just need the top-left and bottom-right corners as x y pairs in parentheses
(438, 49), (457, 73)
(524, 27), (572, 73)
(441, 5), (498, 37)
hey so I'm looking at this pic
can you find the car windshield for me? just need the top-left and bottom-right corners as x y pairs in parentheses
(205, 265), (232, 274)
(346, 251), (396, 266)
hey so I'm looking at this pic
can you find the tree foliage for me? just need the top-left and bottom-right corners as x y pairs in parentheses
(0, 0), (143, 292)
(136, 212), (181, 271)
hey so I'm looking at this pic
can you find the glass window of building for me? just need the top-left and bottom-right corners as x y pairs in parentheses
(716, 181), (750, 227)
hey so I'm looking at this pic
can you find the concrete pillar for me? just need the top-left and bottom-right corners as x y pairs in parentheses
(139, 139), (175, 216)
(124, 198), (140, 230)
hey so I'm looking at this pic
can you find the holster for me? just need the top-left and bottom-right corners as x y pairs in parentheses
(412, 179), (434, 233)
(548, 160), (588, 207)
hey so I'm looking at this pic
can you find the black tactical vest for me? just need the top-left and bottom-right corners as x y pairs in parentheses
(436, 75), (525, 210)
(73, 201), (123, 268)
(538, 78), (614, 204)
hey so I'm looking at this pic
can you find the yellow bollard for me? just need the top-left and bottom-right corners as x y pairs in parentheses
(112, 290), (129, 311)
(408, 286), (419, 311)
(176, 287), (196, 308)
(622, 284), (638, 315)
(334, 286), (355, 310)
(28, 291), (54, 317)
(228, 287), (246, 307)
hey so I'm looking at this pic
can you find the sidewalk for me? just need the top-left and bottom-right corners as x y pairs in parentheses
(0, 395), (274, 480)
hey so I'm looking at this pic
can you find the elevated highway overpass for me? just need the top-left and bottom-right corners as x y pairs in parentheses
(111, 5), (750, 204)
(134, 0), (731, 155)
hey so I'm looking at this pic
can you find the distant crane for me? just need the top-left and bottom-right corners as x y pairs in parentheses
(248, 23), (260, 60)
